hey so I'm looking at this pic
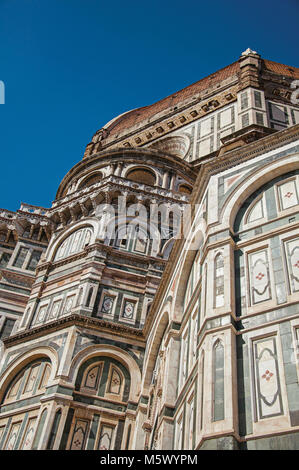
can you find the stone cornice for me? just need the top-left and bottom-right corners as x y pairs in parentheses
(36, 241), (167, 276)
(0, 268), (35, 285)
(3, 313), (146, 348)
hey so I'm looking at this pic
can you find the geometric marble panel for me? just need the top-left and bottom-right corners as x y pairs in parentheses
(213, 340), (225, 421)
(108, 367), (122, 395)
(70, 230), (82, 254)
(5, 421), (22, 450)
(253, 337), (283, 419)
(277, 179), (299, 210)
(248, 249), (272, 304)
(7, 373), (23, 398)
(83, 364), (103, 391)
(218, 107), (234, 128)
(246, 197), (264, 223)
(36, 305), (48, 324)
(134, 234), (148, 254)
(198, 136), (213, 157)
(21, 417), (37, 450)
(39, 363), (51, 390)
(98, 424), (114, 450)
(100, 295), (115, 315)
(121, 301), (135, 320)
(24, 364), (39, 393)
(223, 168), (248, 195)
(70, 419), (89, 450)
(63, 295), (76, 316)
(49, 299), (62, 320)
(285, 237), (299, 293)
(199, 117), (213, 137)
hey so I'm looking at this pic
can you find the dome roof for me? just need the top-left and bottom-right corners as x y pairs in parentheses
(91, 57), (299, 146)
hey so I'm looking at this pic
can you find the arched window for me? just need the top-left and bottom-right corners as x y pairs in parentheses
(75, 357), (130, 403)
(54, 227), (92, 261)
(234, 170), (299, 233)
(126, 168), (156, 186)
(78, 172), (102, 189)
(2, 359), (51, 405)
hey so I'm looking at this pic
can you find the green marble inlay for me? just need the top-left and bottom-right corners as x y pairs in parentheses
(0, 395), (42, 414)
(15, 412), (28, 449)
(32, 409), (48, 450)
(73, 393), (126, 412)
(0, 416), (12, 449)
(87, 414), (100, 450)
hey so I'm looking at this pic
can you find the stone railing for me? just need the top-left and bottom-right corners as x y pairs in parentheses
(51, 175), (190, 210)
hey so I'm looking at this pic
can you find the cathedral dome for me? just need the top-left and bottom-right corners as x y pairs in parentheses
(86, 56), (299, 159)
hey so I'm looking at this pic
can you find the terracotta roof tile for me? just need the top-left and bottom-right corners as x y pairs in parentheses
(263, 59), (299, 78)
(106, 61), (240, 137)
(104, 58), (299, 139)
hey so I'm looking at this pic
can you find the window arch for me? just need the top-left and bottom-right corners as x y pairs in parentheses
(75, 356), (130, 402)
(1, 359), (52, 405)
(77, 172), (102, 190)
(234, 170), (299, 233)
(54, 227), (92, 261)
(126, 168), (156, 186)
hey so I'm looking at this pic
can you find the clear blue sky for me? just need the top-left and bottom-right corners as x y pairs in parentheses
(0, 0), (298, 211)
